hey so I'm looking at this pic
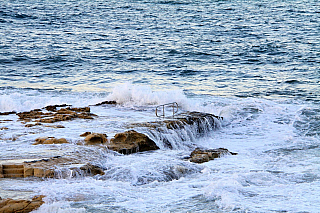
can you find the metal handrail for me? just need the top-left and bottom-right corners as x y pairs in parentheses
(156, 102), (179, 118)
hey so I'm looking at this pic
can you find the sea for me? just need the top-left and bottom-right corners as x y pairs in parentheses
(0, 0), (319, 212)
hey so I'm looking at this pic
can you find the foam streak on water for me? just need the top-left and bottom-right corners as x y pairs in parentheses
(0, 0), (319, 212)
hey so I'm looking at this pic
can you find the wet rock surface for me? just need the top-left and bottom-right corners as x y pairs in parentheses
(188, 148), (237, 163)
(93, 100), (117, 106)
(127, 111), (222, 131)
(84, 133), (108, 145)
(0, 195), (45, 213)
(17, 106), (96, 125)
(33, 137), (69, 145)
(108, 130), (159, 154)
(0, 156), (105, 179)
(0, 111), (16, 116)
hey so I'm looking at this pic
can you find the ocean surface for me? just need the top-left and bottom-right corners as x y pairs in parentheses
(0, 0), (319, 212)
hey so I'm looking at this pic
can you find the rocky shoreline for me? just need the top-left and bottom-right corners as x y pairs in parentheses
(1, 101), (237, 178)
(0, 101), (236, 212)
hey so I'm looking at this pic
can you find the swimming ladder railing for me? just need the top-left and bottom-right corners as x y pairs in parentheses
(155, 102), (179, 118)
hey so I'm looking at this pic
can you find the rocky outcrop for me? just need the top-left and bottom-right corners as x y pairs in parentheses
(93, 100), (117, 106)
(0, 195), (45, 213)
(1, 156), (105, 179)
(17, 106), (96, 125)
(44, 104), (71, 112)
(165, 111), (223, 131)
(79, 163), (105, 176)
(33, 137), (68, 145)
(108, 130), (159, 154)
(127, 111), (223, 149)
(84, 133), (107, 145)
(0, 111), (16, 116)
(188, 148), (237, 163)
(80, 132), (92, 137)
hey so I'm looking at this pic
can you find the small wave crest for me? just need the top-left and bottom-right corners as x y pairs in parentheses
(0, 89), (106, 112)
(106, 83), (189, 107)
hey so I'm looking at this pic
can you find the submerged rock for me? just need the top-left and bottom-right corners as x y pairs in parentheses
(25, 122), (42, 128)
(0, 195), (45, 213)
(108, 130), (159, 154)
(33, 137), (68, 145)
(189, 148), (237, 163)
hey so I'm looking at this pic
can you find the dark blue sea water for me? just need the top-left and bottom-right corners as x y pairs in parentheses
(0, 0), (320, 212)
(1, 0), (319, 99)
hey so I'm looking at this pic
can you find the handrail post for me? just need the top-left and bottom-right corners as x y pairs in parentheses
(163, 105), (165, 118)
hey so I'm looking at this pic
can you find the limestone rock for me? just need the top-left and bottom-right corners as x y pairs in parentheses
(189, 148), (237, 163)
(0, 195), (44, 213)
(33, 137), (68, 145)
(84, 133), (107, 145)
(108, 130), (159, 154)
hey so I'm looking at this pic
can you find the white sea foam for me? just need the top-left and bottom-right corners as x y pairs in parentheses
(0, 89), (108, 112)
(32, 201), (86, 213)
(106, 82), (189, 107)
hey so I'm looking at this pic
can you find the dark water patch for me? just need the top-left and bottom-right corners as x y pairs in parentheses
(284, 79), (301, 84)
(156, 0), (192, 5)
(179, 70), (199, 76)
(14, 13), (37, 19)
(0, 59), (13, 64)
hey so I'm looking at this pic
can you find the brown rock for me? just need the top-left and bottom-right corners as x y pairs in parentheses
(189, 148), (237, 163)
(33, 168), (54, 178)
(0, 195), (44, 213)
(18, 106), (95, 124)
(79, 163), (105, 176)
(108, 130), (159, 154)
(25, 123), (42, 127)
(77, 113), (94, 119)
(0, 111), (16, 116)
(33, 137), (68, 145)
(0, 127), (8, 130)
(44, 104), (70, 112)
(68, 107), (90, 112)
(80, 132), (92, 137)
(84, 133), (107, 145)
